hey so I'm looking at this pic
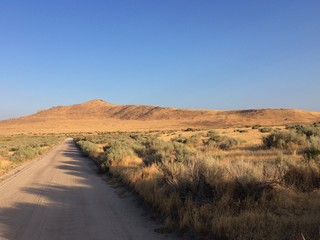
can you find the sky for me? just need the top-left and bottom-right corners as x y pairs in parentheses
(0, 0), (319, 120)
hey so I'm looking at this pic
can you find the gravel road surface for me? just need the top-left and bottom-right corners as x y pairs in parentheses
(0, 139), (172, 240)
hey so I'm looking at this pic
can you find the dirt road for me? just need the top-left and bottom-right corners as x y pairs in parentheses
(0, 139), (172, 240)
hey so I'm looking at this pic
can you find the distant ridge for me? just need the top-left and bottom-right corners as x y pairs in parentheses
(0, 99), (320, 134)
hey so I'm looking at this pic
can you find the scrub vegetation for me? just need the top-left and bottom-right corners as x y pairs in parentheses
(0, 134), (63, 175)
(74, 122), (320, 240)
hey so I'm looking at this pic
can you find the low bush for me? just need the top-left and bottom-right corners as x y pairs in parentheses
(0, 135), (63, 169)
(251, 125), (261, 129)
(262, 131), (306, 151)
(172, 134), (204, 148)
(185, 134), (203, 146)
(205, 133), (241, 150)
(286, 124), (320, 138)
(75, 131), (320, 240)
(312, 122), (320, 128)
(103, 141), (135, 165)
(283, 161), (320, 192)
(184, 128), (197, 132)
(303, 136), (320, 162)
(299, 126), (320, 139)
(136, 137), (194, 165)
(75, 140), (99, 157)
(234, 129), (248, 133)
(206, 130), (219, 138)
(10, 147), (40, 162)
(259, 127), (272, 133)
(172, 142), (194, 162)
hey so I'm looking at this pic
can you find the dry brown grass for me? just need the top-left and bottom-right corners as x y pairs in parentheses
(1, 100), (319, 134)
(74, 127), (320, 239)
(0, 134), (64, 176)
(0, 159), (12, 174)
(108, 153), (320, 239)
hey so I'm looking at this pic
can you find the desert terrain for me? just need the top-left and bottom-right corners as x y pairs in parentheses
(0, 99), (319, 134)
(0, 139), (170, 240)
(1, 100), (320, 239)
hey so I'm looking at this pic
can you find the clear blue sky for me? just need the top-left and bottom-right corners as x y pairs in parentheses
(1, 0), (319, 120)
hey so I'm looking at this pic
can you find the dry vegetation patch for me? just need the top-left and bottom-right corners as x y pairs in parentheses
(74, 123), (320, 239)
(0, 134), (64, 175)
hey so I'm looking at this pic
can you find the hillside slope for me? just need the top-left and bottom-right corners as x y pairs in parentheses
(0, 99), (319, 134)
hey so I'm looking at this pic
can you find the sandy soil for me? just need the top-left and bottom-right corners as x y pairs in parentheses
(0, 139), (173, 240)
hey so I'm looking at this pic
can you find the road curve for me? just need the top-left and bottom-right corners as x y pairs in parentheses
(0, 139), (172, 240)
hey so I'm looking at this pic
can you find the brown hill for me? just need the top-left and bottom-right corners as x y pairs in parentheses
(0, 99), (320, 134)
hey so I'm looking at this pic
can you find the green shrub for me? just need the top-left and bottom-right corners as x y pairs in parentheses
(205, 133), (241, 150)
(132, 136), (194, 165)
(172, 142), (193, 162)
(234, 129), (248, 133)
(218, 137), (241, 150)
(173, 134), (204, 147)
(303, 137), (320, 162)
(70, 131), (320, 239)
(285, 124), (303, 131)
(171, 136), (187, 144)
(252, 125), (261, 129)
(75, 140), (98, 157)
(259, 127), (272, 133)
(286, 124), (320, 138)
(103, 141), (135, 164)
(207, 130), (219, 138)
(298, 126), (320, 139)
(185, 128), (196, 132)
(0, 135), (63, 163)
(262, 131), (306, 150)
(10, 147), (39, 162)
(312, 122), (320, 128)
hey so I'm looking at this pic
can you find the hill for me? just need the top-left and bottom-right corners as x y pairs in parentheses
(0, 99), (319, 134)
